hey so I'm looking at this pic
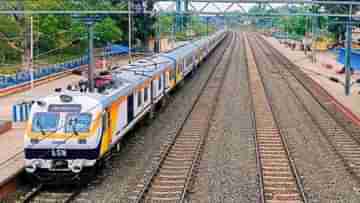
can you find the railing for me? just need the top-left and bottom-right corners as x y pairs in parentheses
(0, 44), (130, 89)
(337, 48), (360, 70)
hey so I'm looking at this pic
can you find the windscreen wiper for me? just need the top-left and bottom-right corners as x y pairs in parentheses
(72, 118), (79, 136)
(36, 119), (46, 136)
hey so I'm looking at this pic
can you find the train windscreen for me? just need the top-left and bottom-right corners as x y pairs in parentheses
(32, 112), (60, 133)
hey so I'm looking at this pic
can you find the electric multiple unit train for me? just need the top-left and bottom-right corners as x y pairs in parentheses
(24, 30), (227, 182)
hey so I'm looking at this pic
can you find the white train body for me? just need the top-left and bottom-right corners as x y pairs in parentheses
(24, 30), (227, 182)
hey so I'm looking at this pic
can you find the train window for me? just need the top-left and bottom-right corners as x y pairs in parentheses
(32, 112), (60, 133)
(171, 70), (176, 80)
(186, 56), (192, 66)
(178, 63), (182, 73)
(144, 87), (148, 102)
(137, 91), (142, 107)
(65, 113), (92, 133)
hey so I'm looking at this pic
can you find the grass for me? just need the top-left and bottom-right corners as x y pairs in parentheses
(44, 52), (86, 64)
(0, 46), (88, 75)
(0, 66), (18, 75)
(37, 45), (88, 65)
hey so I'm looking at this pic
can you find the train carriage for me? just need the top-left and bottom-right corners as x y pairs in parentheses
(24, 30), (227, 183)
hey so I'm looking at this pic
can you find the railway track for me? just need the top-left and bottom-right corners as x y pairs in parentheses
(21, 184), (81, 203)
(251, 33), (360, 185)
(128, 32), (237, 203)
(244, 33), (306, 203)
(16, 33), (230, 203)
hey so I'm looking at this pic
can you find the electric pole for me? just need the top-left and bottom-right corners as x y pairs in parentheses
(345, 3), (353, 96)
(71, 14), (101, 93)
(28, 16), (34, 97)
(88, 23), (95, 93)
(128, 0), (132, 63)
(156, 14), (161, 53)
(206, 17), (209, 36)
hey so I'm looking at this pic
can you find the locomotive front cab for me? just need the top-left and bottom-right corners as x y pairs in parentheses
(24, 95), (103, 181)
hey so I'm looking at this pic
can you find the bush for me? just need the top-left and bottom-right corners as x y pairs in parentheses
(0, 41), (22, 65)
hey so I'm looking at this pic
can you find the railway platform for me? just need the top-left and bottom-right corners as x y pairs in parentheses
(0, 74), (84, 199)
(264, 35), (360, 122)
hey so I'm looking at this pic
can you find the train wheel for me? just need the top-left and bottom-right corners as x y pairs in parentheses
(116, 143), (121, 152)
(145, 105), (156, 124)
(161, 94), (171, 110)
(80, 167), (97, 185)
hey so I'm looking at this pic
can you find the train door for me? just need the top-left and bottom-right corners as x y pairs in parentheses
(161, 73), (165, 93)
(165, 70), (170, 90)
(152, 79), (156, 99)
(100, 110), (110, 156)
(127, 93), (134, 123)
(177, 62), (182, 82)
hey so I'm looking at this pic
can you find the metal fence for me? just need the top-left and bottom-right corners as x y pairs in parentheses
(337, 48), (360, 70)
(0, 44), (130, 89)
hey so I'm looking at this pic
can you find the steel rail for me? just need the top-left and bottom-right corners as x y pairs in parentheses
(250, 34), (308, 203)
(259, 36), (360, 148)
(22, 184), (44, 203)
(131, 32), (235, 203)
(258, 34), (360, 185)
(247, 33), (307, 203)
(180, 33), (238, 202)
(242, 32), (265, 203)
(21, 184), (82, 203)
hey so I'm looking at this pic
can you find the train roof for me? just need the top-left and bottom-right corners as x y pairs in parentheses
(162, 33), (223, 60)
(161, 43), (196, 59)
(42, 30), (226, 109)
(98, 56), (172, 107)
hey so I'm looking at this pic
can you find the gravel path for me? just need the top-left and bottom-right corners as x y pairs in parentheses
(186, 32), (258, 203)
(249, 33), (360, 203)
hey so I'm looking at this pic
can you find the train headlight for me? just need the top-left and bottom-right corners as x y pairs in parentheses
(78, 139), (87, 144)
(70, 159), (83, 173)
(25, 160), (41, 173)
(30, 139), (39, 144)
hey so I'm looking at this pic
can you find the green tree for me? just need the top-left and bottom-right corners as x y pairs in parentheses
(0, 0), (129, 67)
(95, 17), (123, 44)
(158, 15), (175, 35)
(323, 1), (359, 41)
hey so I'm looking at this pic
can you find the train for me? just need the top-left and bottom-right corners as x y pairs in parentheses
(24, 30), (227, 183)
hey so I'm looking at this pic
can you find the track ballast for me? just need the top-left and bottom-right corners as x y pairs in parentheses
(128, 32), (237, 203)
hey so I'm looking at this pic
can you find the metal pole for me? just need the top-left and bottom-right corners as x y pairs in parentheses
(176, 0), (181, 32)
(171, 24), (175, 46)
(345, 4), (353, 95)
(128, 0), (132, 63)
(286, 19), (288, 42)
(30, 16), (34, 93)
(206, 17), (209, 36)
(184, 0), (189, 32)
(311, 16), (313, 61)
(156, 14), (160, 53)
(88, 24), (95, 93)
(311, 6), (318, 63)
